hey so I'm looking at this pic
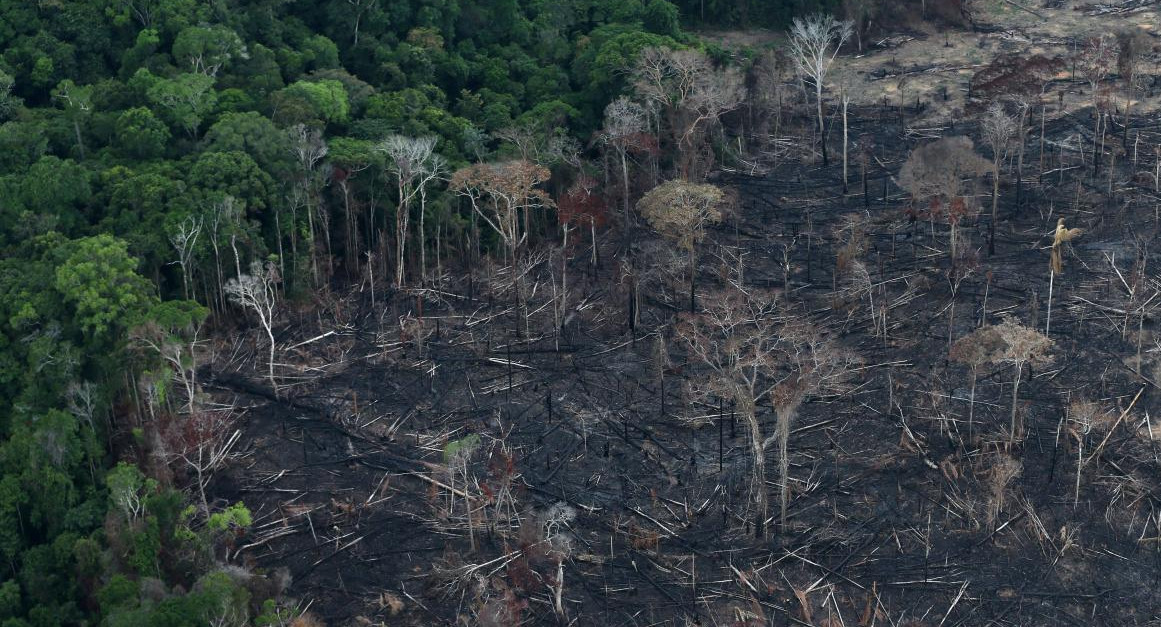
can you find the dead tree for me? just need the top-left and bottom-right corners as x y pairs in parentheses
(898, 136), (989, 260)
(289, 124), (330, 285)
(169, 215), (202, 301)
(378, 135), (443, 286)
(787, 13), (853, 167)
(1077, 35), (1116, 173)
(600, 97), (648, 223)
(992, 317), (1053, 444)
(163, 404), (242, 516)
(637, 179), (723, 313)
(450, 160), (554, 265)
(1046, 218), (1082, 336)
(632, 47), (743, 180)
(1116, 30), (1149, 146)
(966, 53), (1063, 201)
(558, 174), (608, 270)
(981, 103), (1017, 255)
(766, 320), (858, 529)
(679, 287), (858, 536)
(949, 324), (1004, 439)
(677, 288), (783, 537)
(225, 260), (280, 396)
(131, 301), (209, 415)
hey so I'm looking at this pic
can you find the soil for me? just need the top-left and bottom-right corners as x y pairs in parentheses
(205, 2), (1161, 625)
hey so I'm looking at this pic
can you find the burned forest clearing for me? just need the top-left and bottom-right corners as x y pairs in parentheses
(184, 4), (1161, 626)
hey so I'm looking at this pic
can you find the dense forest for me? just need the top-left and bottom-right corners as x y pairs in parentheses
(3, 0), (1160, 625)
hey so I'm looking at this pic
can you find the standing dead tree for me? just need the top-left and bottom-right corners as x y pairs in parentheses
(637, 179), (723, 313)
(557, 174), (609, 269)
(677, 288), (783, 538)
(450, 160), (554, 266)
(600, 97), (648, 224)
(163, 403), (242, 516)
(898, 136), (990, 260)
(168, 215), (202, 301)
(131, 301), (210, 415)
(378, 135), (443, 287)
(632, 47), (743, 180)
(1117, 30), (1149, 147)
(289, 124), (330, 285)
(981, 103), (1018, 256)
(968, 53), (1064, 204)
(765, 319), (859, 529)
(992, 317), (1053, 444)
(1046, 218), (1082, 336)
(787, 13), (853, 167)
(949, 324), (1004, 440)
(225, 260), (280, 396)
(1077, 35), (1116, 173)
(678, 287), (858, 536)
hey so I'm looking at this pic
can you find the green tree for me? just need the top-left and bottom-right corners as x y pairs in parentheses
(54, 234), (154, 338)
(114, 107), (171, 159)
(203, 112), (294, 178)
(172, 24), (246, 77)
(145, 72), (218, 138)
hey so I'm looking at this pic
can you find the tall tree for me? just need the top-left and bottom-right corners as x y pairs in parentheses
(787, 13), (852, 167)
(377, 135), (444, 286)
(225, 260), (279, 396)
(600, 97), (648, 223)
(981, 103), (1017, 255)
(637, 179), (723, 312)
(450, 160), (554, 265)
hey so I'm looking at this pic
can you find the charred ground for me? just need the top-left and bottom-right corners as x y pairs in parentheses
(204, 13), (1161, 627)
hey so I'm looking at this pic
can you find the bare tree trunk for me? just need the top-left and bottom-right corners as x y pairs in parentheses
(743, 405), (767, 538)
(306, 190), (320, 286)
(776, 404), (797, 530)
(395, 184), (408, 287)
(842, 93), (850, 193)
(1016, 106), (1027, 210)
(989, 160), (1000, 255)
(620, 149), (631, 225)
(419, 186), (428, 283)
(1009, 364), (1022, 444)
(816, 86), (828, 166)
(967, 366), (977, 439)
(1039, 104), (1047, 184)
(73, 120), (86, 161)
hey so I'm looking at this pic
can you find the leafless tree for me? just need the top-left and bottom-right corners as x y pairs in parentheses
(377, 135), (442, 287)
(637, 179), (724, 312)
(165, 405), (242, 516)
(601, 97), (648, 223)
(346, 0), (378, 45)
(225, 260), (280, 395)
(1077, 35), (1116, 171)
(787, 13), (853, 166)
(1116, 30), (1149, 146)
(289, 124), (330, 285)
(632, 48), (743, 179)
(981, 103), (1017, 255)
(678, 288), (858, 535)
(949, 324), (1004, 439)
(206, 195), (243, 313)
(169, 215), (202, 301)
(677, 288), (783, 537)
(131, 309), (207, 416)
